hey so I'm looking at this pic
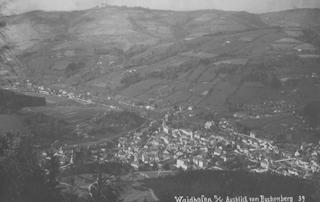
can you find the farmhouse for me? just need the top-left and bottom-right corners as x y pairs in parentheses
(176, 159), (189, 170)
(131, 161), (139, 170)
(213, 148), (223, 156)
(293, 43), (317, 52)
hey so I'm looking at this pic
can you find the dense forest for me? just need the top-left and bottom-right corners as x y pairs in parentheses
(87, 110), (146, 134)
(0, 132), (131, 202)
(300, 101), (320, 128)
(8, 110), (72, 145)
(143, 170), (319, 202)
(0, 89), (45, 113)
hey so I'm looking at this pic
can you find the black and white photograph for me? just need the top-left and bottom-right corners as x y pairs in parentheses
(1, 0), (320, 201)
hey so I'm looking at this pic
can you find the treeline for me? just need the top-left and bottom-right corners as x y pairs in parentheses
(8, 110), (71, 145)
(0, 133), (68, 202)
(65, 62), (85, 78)
(143, 170), (319, 202)
(0, 132), (129, 202)
(302, 28), (320, 48)
(300, 101), (320, 128)
(170, 16), (192, 40)
(65, 160), (132, 177)
(0, 89), (45, 112)
(232, 11), (267, 28)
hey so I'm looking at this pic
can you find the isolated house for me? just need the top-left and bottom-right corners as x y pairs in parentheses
(177, 159), (189, 170)
(141, 153), (150, 163)
(213, 148), (223, 156)
(221, 154), (236, 162)
(293, 43), (316, 52)
(260, 159), (269, 169)
(198, 158), (208, 168)
(131, 161), (139, 170)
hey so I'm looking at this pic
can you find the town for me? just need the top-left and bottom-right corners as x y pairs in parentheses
(5, 78), (320, 180)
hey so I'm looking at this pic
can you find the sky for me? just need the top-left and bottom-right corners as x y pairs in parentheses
(3, 0), (320, 14)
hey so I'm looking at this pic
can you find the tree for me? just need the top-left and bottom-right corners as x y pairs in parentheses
(0, 133), (64, 202)
(89, 162), (127, 202)
(270, 76), (282, 90)
(43, 152), (64, 201)
(302, 101), (320, 128)
(163, 163), (170, 171)
(152, 162), (158, 171)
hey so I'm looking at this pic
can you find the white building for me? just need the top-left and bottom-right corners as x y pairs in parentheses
(177, 159), (189, 170)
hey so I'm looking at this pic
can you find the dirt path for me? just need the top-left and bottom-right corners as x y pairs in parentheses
(262, 113), (294, 130)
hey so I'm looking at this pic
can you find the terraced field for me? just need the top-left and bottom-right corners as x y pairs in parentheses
(120, 79), (167, 98)
(24, 106), (109, 126)
(198, 81), (237, 110)
(228, 82), (270, 105)
(163, 91), (192, 105)
(239, 113), (293, 129)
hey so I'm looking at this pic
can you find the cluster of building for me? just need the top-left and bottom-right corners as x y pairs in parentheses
(242, 100), (300, 116)
(93, 112), (317, 179)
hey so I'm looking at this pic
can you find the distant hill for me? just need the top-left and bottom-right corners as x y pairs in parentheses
(261, 8), (320, 27)
(3, 6), (320, 112)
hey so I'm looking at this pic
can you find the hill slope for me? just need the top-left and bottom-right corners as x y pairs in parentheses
(2, 7), (320, 111)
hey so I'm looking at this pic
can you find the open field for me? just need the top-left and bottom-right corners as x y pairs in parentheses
(143, 56), (191, 73)
(198, 81), (237, 111)
(190, 78), (221, 96)
(270, 43), (297, 51)
(120, 79), (167, 98)
(52, 60), (69, 70)
(23, 106), (109, 125)
(228, 83), (270, 105)
(179, 51), (218, 59)
(264, 116), (300, 132)
(187, 64), (209, 81)
(163, 91), (192, 105)
(23, 92), (80, 105)
(131, 43), (173, 61)
(239, 114), (293, 128)
(197, 66), (219, 83)
(296, 85), (320, 102)
(136, 93), (158, 101)
(214, 58), (249, 65)
(172, 81), (190, 91)
(87, 70), (124, 90)
(158, 86), (172, 97)
(298, 54), (320, 58)
(137, 171), (176, 179)
(188, 95), (205, 104)
(285, 30), (304, 37)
